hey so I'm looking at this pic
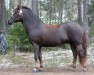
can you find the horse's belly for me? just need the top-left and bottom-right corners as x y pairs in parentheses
(41, 34), (68, 47)
(42, 39), (62, 47)
(42, 43), (61, 47)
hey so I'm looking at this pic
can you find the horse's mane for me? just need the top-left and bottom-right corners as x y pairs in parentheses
(22, 6), (32, 13)
(21, 6), (41, 21)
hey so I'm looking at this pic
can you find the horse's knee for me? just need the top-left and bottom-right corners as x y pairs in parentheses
(78, 50), (85, 58)
(77, 45), (83, 53)
(73, 50), (77, 57)
(34, 50), (39, 61)
(76, 44), (86, 58)
(38, 54), (42, 61)
(34, 54), (38, 61)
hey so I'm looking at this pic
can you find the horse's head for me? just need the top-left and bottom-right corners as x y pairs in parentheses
(8, 5), (23, 25)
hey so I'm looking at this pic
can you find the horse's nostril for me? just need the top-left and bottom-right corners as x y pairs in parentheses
(7, 22), (10, 25)
(7, 16), (14, 25)
(7, 20), (12, 25)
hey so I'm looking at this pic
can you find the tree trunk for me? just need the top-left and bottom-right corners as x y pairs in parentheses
(32, 0), (38, 16)
(83, 0), (89, 46)
(0, 0), (6, 32)
(49, 0), (52, 24)
(78, 0), (82, 24)
(0, 0), (2, 25)
(59, 0), (63, 24)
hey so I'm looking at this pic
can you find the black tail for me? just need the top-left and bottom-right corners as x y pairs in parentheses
(82, 31), (87, 56)
(79, 30), (87, 65)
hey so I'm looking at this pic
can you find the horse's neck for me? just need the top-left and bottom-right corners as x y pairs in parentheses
(22, 13), (43, 35)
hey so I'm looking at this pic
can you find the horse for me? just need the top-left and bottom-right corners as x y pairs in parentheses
(8, 5), (87, 72)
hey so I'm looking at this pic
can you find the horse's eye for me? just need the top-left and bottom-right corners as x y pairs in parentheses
(14, 12), (16, 14)
(14, 12), (18, 14)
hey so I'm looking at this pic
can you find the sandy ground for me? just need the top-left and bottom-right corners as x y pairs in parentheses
(0, 48), (94, 75)
(0, 64), (94, 75)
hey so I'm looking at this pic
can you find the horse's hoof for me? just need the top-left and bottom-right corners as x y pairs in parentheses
(83, 68), (87, 72)
(70, 65), (76, 68)
(70, 67), (75, 71)
(32, 68), (43, 73)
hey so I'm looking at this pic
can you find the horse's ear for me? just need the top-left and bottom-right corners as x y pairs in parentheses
(17, 5), (21, 10)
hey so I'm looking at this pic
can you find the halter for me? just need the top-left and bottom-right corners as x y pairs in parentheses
(10, 9), (23, 21)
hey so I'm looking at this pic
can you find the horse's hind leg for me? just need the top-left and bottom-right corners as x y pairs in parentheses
(76, 44), (86, 71)
(70, 44), (77, 69)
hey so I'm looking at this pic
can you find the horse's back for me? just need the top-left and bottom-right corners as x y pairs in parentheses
(60, 22), (84, 44)
(61, 22), (83, 30)
(42, 22), (84, 46)
(60, 22), (84, 33)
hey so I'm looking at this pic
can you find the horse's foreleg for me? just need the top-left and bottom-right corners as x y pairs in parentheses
(76, 44), (87, 71)
(70, 44), (77, 68)
(38, 46), (43, 69)
(33, 43), (42, 72)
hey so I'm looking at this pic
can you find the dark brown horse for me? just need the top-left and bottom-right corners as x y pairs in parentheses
(8, 6), (87, 72)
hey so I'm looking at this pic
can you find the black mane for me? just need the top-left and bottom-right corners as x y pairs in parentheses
(22, 6), (32, 13)
(21, 6), (41, 22)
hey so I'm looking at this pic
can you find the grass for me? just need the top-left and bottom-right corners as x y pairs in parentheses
(0, 50), (73, 68)
(0, 51), (33, 66)
(43, 55), (72, 68)
(0, 47), (93, 68)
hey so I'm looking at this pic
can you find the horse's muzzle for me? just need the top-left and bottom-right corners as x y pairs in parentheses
(8, 21), (12, 25)
(7, 17), (14, 25)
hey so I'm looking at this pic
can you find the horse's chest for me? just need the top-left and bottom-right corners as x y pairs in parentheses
(29, 31), (42, 44)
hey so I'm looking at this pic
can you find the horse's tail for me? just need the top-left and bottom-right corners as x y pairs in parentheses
(79, 30), (87, 65)
(82, 30), (87, 56)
